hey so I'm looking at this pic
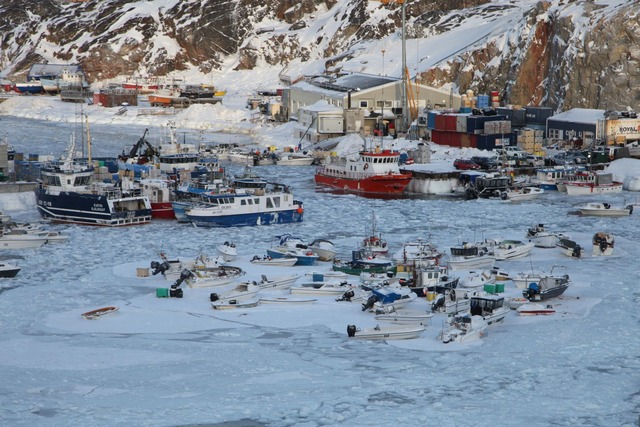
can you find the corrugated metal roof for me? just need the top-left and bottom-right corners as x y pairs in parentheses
(307, 73), (398, 93)
(28, 63), (82, 78)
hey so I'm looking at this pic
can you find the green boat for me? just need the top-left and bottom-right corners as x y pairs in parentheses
(332, 249), (395, 276)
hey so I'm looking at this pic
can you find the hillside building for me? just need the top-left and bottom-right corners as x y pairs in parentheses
(285, 73), (462, 135)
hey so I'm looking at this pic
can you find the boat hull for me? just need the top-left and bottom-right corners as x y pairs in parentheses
(565, 183), (623, 195)
(35, 189), (152, 227)
(151, 202), (176, 219)
(314, 173), (412, 195)
(187, 208), (303, 228)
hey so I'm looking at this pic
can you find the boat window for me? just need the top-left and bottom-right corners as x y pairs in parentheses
(241, 200), (246, 206)
(272, 197), (280, 208)
(254, 198), (259, 204)
(266, 198), (274, 209)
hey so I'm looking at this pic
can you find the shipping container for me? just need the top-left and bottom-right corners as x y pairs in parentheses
(449, 131), (462, 147)
(456, 115), (468, 133)
(444, 115), (458, 132)
(466, 114), (508, 134)
(431, 129), (451, 146)
(477, 133), (514, 150)
(524, 106), (553, 125)
(477, 95), (490, 109)
(427, 111), (438, 129)
(435, 114), (447, 131)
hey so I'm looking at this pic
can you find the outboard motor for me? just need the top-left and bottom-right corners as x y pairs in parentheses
(169, 288), (183, 298)
(151, 260), (170, 276)
(572, 245), (582, 258)
(336, 289), (355, 302)
(172, 269), (194, 289)
(210, 293), (220, 302)
(361, 295), (378, 312)
(431, 294), (445, 312)
(347, 325), (357, 337)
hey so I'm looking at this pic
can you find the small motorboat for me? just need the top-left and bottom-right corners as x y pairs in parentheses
(211, 299), (260, 310)
(209, 281), (260, 303)
(374, 306), (434, 324)
(592, 232), (614, 256)
(526, 224), (564, 248)
(0, 262), (21, 278)
(290, 281), (354, 296)
(346, 323), (426, 340)
(579, 202), (633, 217)
(257, 274), (301, 290)
(81, 306), (119, 320)
(216, 241), (238, 262)
(517, 303), (556, 316)
(250, 255), (298, 267)
(438, 313), (488, 344)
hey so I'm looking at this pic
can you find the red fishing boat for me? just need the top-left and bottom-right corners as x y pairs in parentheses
(314, 147), (412, 195)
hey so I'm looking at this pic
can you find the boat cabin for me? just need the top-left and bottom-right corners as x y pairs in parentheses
(470, 295), (505, 316)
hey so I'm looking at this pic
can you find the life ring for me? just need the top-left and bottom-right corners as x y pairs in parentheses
(363, 163), (369, 170)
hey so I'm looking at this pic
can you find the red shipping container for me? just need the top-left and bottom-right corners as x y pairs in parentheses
(469, 134), (478, 148)
(431, 129), (450, 146)
(435, 114), (447, 131)
(449, 131), (462, 147)
(445, 115), (458, 131)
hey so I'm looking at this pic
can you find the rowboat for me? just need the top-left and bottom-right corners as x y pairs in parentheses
(81, 306), (119, 319)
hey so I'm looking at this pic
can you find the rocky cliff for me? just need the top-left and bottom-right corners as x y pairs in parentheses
(1, 0), (638, 112)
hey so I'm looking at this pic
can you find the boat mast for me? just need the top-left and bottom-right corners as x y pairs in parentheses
(85, 113), (92, 163)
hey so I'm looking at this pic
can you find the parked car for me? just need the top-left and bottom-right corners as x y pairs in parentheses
(470, 156), (498, 170)
(453, 159), (481, 170)
(523, 155), (545, 167)
(550, 152), (588, 165)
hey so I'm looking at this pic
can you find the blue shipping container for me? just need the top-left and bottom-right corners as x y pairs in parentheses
(427, 111), (438, 129)
(477, 95), (490, 108)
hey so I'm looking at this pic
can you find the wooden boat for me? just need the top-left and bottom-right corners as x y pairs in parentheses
(579, 202), (633, 217)
(346, 323), (426, 340)
(81, 306), (119, 319)
(517, 303), (556, 316)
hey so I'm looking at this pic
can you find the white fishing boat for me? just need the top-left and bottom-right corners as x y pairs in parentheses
(500, 186), (545, 202)
(579, 202), (633, 217)
(525, 224), (563, 248)
(447, 243), (496, 270)
(346, 323), (426, 340)
(469, 294), (510, 325)
(438, 313), (488, 344)
(0, 229), (48, 249)
(489, 239), (535, 260)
